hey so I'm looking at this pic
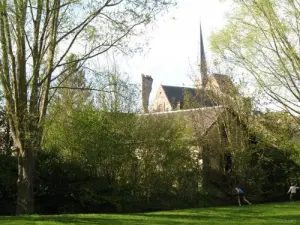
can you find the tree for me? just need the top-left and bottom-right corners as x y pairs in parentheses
(0, 92), (11, 155)
(0, 0), (176, 214)
(47, 53), (92, 121)
(0, 105), (11, 155)
(133, 115), (195, 202)
(89, 59), (140, 113)
(211, 0), (300, 118)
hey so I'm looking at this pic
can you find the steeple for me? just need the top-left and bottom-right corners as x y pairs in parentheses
(200, 23), (208, 87)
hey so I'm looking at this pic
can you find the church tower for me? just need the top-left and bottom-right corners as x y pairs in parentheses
(141, 74), (153, 113)
(200, 23), (208, 87)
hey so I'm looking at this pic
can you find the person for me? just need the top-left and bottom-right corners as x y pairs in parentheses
(235, 187), (251, 206)
(287, 183), (299, 201)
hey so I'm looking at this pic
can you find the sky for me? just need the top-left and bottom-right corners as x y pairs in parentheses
(119, 0), (233, 100)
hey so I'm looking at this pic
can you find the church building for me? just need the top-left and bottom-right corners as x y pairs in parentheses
(141, 25), (235, 113)
(138, 25), (247, 193)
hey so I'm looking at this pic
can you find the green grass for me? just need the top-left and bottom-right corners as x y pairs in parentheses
(1, 201), (300, 224)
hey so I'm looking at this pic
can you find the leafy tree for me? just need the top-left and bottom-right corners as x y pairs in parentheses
(44, 104), (202, 212)
(45, 53), (92, 134)
(43, 106), (139, 212)
(211, 0), (300, 117)
(50, 53), (92, 112)
(0, 106), (11, 155)
(0, 93), (11, 155)
(90, 61), (140, 113)
(132, 115), (198, 206)
(251, 112), (300, 163)
(0, 0), (176, 214)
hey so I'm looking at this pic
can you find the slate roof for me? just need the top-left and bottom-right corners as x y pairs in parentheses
(161, 85), (218, 109)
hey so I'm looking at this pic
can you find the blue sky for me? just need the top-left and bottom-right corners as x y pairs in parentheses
(120, 0), (233, 99)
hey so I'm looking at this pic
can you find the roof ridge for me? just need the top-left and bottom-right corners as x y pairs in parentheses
(161, 84), (196, 89)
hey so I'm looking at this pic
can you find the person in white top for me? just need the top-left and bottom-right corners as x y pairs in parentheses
(287, 183), (299, 201)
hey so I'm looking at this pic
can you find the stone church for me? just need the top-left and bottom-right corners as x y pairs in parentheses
(139, 25), (247, 189)
(141, 25), (235, 114)
(142, 73), (234, 113)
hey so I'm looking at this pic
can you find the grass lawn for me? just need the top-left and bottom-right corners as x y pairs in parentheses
(1, 201), (300, 225)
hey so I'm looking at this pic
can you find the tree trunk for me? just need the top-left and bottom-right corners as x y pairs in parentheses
(16, 146), (35, 214)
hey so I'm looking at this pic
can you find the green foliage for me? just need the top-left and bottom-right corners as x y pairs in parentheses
(49, 54), (92, 116)
(0, 0), (177, 214)
(251, 112), (300, 163)
(131, 115), (199, 208)
(91, 67), (140, 113)
(243, 134), (300, 202)
(44, 93), (219, 212)
(190, 105), (300, 203)
(211, 0), (300, 116)
(42, 108), (202, 213)
(34, 151), (116, 214)
(0, 105), (12, 155)
(44, 106), (135, 175)
(3, 105), (300, 214)
(227, 111), (300, 202)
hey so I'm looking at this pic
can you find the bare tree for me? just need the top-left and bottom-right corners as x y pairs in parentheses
(0, 0), (176, 214)
(211, 0), (300, 118)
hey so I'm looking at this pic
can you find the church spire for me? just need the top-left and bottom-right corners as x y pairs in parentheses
(200, 23), (208, 87)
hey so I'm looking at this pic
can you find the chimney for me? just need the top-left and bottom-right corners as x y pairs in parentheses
(141, 74), (153, 113)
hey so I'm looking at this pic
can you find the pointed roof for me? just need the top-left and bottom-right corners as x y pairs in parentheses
(200, 23), (208, 86)
(161, 85), (217, 109)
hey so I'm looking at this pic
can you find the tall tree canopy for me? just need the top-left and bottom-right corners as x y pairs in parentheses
(0, 0), (176, 214)
(211, 0), (300, 117)
(49, 53), (92, 115)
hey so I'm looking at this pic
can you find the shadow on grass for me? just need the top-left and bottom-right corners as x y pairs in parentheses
(1, 202), (300, 225)
(138, 207), (261, 221)
(0, 213), (247, 225)
(0, 216), (151, 225)
(139, 211), (300, 221)
(0, 214), (207, 225)
(137, 203), (300, 223)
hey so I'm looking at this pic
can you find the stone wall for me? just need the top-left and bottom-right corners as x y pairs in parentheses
(150, 85), (172, 112)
